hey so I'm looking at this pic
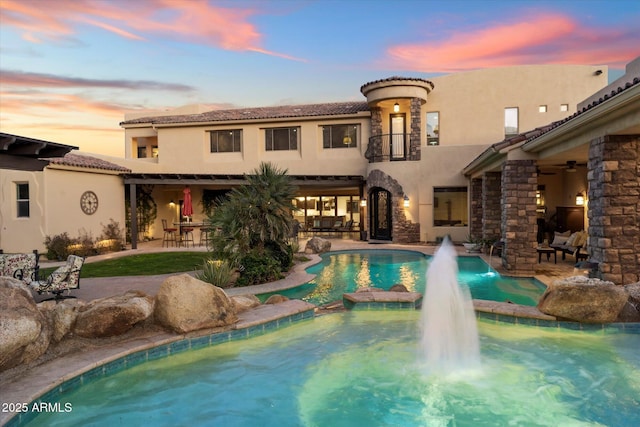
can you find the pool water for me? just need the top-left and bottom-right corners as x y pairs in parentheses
(268, 250), (545, 306)
(27, 311), (640, 427)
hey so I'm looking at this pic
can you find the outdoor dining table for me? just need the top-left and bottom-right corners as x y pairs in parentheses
(173, 221), (206, 246)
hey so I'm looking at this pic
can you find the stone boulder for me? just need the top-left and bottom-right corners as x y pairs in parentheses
(537, 276), (628, 323)
(231, 294), (261, 313)
(264, 294), (289, 304)
(0, 277), (51, 372)
(39, 299), (86, 342)
(617, 282), (640, 322)
(73, 291), (154, 338)
(154, 274), (237, 333)
(305, 237), (331, 254)
(389, 284), (409, 292)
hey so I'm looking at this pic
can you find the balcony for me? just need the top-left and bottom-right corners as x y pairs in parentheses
(366, 133), (410, 162)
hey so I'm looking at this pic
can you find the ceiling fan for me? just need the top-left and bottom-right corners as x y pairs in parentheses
(553, 160), (587, 173)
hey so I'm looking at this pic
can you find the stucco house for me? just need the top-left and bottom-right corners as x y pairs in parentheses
(2, 58), (638, 285)
(0, 133), (129, 254)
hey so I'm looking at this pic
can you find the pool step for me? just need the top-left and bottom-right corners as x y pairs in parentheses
(343, 291), (423, 310)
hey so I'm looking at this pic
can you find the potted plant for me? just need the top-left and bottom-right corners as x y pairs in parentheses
(463, 235), (483, 253)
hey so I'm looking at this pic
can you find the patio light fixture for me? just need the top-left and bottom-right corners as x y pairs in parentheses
(393, 102), (400, 113)
(360, 198), (367, 207)
(169, 200), (175, 206)
(403, 194), (410, 208)
(575, 192), (585, 206)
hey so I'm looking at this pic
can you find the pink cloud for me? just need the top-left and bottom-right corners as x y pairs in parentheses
(0, 0), (304, 60)
(386, 13), (639, 72)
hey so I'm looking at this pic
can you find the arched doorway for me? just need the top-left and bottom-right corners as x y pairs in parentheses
(369, 187), (392, 240)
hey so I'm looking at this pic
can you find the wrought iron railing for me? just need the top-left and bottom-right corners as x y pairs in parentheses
(366, 133), (409, 162)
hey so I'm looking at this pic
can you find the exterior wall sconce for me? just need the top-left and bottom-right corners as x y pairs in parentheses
(169, 200), (175, 206)
(403, 194), (410, 208)
(393, 103), (400, 113)
(575, 192), (585, 205)
(360, 198), (367, 207)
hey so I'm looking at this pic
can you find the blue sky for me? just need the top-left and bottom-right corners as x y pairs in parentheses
(1, 0), (639, 156)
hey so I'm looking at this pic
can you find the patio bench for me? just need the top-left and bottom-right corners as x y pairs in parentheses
(0, 250), (40, 287)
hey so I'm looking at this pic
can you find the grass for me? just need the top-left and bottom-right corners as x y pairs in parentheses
(39, 252), (209, 279)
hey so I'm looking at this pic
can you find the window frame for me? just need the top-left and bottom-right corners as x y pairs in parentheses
(426, 111), (440, 146)
(16, 182), (30, 218)
(321, 124), (359, 149)
(432, 186), (468, 227)
(504, 107), (519, 137)
(209, 129), (243, 153)
(265, 126), (300, 151)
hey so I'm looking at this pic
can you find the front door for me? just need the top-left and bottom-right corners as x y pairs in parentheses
(370, 188), (392, 240)
(390, 114), (406, 160)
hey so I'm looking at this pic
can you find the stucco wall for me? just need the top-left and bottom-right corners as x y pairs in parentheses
(0, 167), (125, 254)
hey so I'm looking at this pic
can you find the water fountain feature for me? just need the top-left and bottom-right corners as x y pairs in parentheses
(419, 237), (481, 374)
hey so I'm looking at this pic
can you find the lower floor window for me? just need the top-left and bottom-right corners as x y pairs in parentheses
(17, 182), (29, 217)
(433, 187), (468, 226)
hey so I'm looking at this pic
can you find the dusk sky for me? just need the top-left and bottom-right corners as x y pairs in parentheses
(1, 0), (639, 157)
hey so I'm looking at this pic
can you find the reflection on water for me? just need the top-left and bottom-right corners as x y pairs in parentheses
(265, 250), (546, 306)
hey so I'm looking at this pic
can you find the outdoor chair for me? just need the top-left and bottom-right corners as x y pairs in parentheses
(0, 250), (40, 286)
(181, 226), (195, 247)
(30, 254), (84, 300)
(199, 227), (213, 248)
(161, 219), (178, 247)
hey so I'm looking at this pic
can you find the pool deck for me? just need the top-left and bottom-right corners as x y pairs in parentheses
(2, 237), (576, 426)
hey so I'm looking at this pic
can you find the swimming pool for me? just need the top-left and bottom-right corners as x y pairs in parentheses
(23, 311), (640, 427)
(265, 250), (545, 306)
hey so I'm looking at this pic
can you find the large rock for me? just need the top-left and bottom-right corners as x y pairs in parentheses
(231, 294), (261, 313)
(618, 282), (640, 322)
(73, 290), (154, 338)
(39, 299), (86, 342)
(154, 274), (237, 333)
(0, 277), (51, 372)
(537, 276), (629, 323)
(305, 237), (331, 254)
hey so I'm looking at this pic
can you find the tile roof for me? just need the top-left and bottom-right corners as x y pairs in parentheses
(360, 76), (435, 92)
(120, 101), (371, 126)
(45, 153), (131, 172)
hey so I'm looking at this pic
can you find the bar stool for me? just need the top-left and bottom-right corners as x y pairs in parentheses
(181, 226), (195, 247)
(199, 227), (212, 248)
(161, 219), (177, 247)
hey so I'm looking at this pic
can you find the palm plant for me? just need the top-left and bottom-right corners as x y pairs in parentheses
(207, 162), (298, 283)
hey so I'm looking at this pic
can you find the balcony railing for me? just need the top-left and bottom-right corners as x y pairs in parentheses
(366, 133), (409, 162)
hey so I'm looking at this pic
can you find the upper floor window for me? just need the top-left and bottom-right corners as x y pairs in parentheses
(538, 105), (547, 113)
(560, 104), (569, 112)
(322, 124), (359, 148)
(504, 107), (518, 137)
(16, 183), (29, 218)
(137, 147), (147, 158)
(426, 112), (439, 145)
(210, 130), (242, 153)
(265, 127), (299, 151)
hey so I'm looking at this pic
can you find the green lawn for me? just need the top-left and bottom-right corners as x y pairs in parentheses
(39, 252), (209, 278)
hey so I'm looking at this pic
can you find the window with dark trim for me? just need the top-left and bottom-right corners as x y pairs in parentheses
(210, 130), (242, 153)
(433, 186), (468, 227)
(322, 124), (359, 148)
(265, 127), (299, 151)
(16, 183), (29, 218)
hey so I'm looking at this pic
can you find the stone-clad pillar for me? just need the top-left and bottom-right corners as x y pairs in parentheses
(409, 98), (422, 161)
(368, 107), (383, 163)
(588, 134), (640, 284)
(470, 178), (483, 239)
(482, 172), (502, 244)
(501, 160), (537, 275)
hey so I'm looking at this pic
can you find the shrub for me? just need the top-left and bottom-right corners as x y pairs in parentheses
(236, 250), (282, 287)
(44, 232), (74, 261)
(195, 259), (236, 288)
(69, 229), (98, 257)
(98, 219), (125, 252)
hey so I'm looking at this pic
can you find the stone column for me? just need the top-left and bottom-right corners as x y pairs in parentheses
(501, 160), (537, 275)
(409, 98), (422, 161)
(588, 134), (640, 284)
(367, 107), (383, 163)
(482, 172), (502, 243)
(469, 178), (483, 239)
